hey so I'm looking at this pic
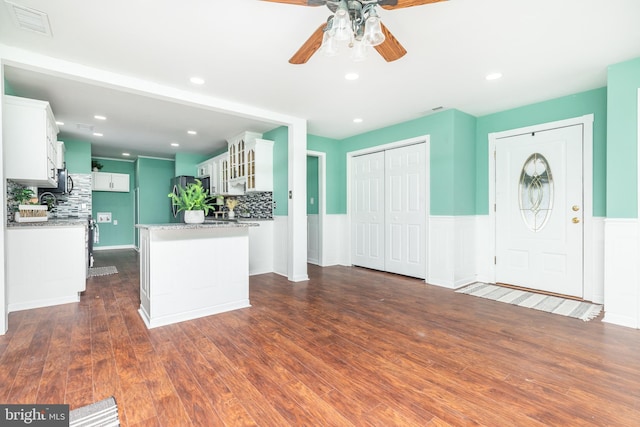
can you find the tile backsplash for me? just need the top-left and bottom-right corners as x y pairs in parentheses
(223, 191), (273, 219)
(45, 173), (92, 218)
(6, 173), (92, 223)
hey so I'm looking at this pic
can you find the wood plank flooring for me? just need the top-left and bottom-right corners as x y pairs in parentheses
(1, 249), (640, 426)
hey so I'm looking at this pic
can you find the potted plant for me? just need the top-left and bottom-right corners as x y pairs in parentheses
(92, 160), (103, 171)
(167, 179), (214, 224)
(11, 187), (48, 222)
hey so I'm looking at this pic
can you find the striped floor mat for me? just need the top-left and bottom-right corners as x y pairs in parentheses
(456, 283), (603, 321)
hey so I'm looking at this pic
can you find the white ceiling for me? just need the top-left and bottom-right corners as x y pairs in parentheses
(1, 0), (640, 159)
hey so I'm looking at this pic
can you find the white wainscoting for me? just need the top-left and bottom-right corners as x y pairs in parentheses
(248, 221), (274, 276)
(427, 216), (476, 289)
(307, 214), (320, 265)
(273, 215), (289, 277)
(603, 219), (640, 328)
(589, 217), (605, 304)
(475, 215), (493, 284)
(323, 214), (349, 266)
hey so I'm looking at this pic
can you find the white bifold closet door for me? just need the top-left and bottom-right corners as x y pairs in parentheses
(351, 143), (427, 279)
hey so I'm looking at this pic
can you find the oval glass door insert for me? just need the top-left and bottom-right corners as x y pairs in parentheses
(519, 153), (553, 232)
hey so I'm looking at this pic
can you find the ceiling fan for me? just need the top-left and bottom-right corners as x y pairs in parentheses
(263, 0), (447, 64)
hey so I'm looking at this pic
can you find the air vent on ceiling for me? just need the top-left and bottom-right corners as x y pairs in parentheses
(5, 1), (53, 37)
(76, 123), (94, 132)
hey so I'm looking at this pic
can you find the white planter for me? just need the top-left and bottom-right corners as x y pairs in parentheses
(228, 210), (235, 219)
(184, 210), (205, 224)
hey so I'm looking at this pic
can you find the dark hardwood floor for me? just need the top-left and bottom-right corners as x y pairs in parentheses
(1, 249), (639, 426)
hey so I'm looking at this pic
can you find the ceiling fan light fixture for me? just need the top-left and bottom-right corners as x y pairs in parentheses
(362, 9), (385, 47)
(332, 1), (352, 41)
(350, 39), (368, 62)
(321, 31), (339, 56)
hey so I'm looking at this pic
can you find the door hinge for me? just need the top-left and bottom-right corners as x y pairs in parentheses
(494, 203), (496, 212)
(494, 256), (497, 265)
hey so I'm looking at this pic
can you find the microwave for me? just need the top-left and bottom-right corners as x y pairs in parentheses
(51, 168), (74, 194)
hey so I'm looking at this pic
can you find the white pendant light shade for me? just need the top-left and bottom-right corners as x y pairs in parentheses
(362, 13), (385, 46)
(333, 2), (352, 41)
(350, 39), (368, 62)
(321, 31), (339, 56)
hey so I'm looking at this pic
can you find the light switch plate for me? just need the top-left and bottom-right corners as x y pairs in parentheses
(97, 212), (112, 223)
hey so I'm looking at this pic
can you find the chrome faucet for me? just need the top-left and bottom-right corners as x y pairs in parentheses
(39, 192), (57, 210)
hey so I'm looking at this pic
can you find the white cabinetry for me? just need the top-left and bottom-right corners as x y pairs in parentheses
(7, 224), (86, 312)
(246, 138), (274, 192)
(223, 131), (273, 194)
(196, 160), (212, 178)
(92, 171), (130, 192)
(3, 95), (59, 187)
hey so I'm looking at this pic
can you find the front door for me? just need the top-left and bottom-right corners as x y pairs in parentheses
(495, 125), (583, 298)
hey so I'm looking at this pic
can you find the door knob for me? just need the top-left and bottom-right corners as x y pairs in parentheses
(572, 217), (580, 224)
(572, 205), (580, 211)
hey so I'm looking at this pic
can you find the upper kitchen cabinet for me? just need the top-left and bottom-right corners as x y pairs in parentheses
(3, 95), (59, 187)
(225, 131), (273, 194)
(245, 138), (274, 192)
(92, 171), (130, 192)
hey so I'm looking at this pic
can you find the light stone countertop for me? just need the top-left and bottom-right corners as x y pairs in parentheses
(135, 221), (258, 230)
(7, 217), (88, 228)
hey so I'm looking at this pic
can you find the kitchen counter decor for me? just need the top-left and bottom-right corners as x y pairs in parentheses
(14, 204), (48, 222)
(167, 179), (214, 224)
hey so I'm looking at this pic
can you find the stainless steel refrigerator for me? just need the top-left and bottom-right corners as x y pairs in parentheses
(170, 175), (195, 222)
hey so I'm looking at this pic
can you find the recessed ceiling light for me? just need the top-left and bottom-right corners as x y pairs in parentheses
(55, 121), (64, 126)
(122, 153), (130, 157)
(353, 118), (363, 123)
(486, 72), (503, 81)
(94, 115), (106, 120)
(93, 132), (103, 137)
(171, 142), (180, 147)
(190, 77), (205, 85)
(187, 130), (197, 135)
(345, 73), (359, 81)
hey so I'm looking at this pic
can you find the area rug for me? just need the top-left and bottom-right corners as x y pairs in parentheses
(88, 266), (118, 277)
(456, 282), (603, 321)
(70, 396), (120, 426)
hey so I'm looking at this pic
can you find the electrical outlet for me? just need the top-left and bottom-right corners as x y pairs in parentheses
(97, 212), (112, 223)
(113, 220), (118, 225)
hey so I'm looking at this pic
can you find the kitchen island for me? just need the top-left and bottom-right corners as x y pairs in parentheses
(136, 221), (257, 329)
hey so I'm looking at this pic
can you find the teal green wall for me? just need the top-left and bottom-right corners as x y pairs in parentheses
(264, 126), (289, 216)
(475, 87), (607, 216)
(60, 138), (91, 174)
(307, 156), (319, 215)
(606, 57), (640, 218)
(174, 152), (207, 177)
(136, 157), (175, 224)
(3, 79), (16, 95)
(91, 159), (135, 247)
(308, 134), (341, 214)
(453, 111), (478, 214)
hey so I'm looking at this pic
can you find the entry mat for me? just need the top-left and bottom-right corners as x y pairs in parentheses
(456, 282), (603, 321)
(70, 396), (120, 426)
(88, 266), (118, 277)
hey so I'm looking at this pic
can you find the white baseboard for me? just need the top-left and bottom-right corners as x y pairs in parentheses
(9, 294), (80, 313)
(94, 245), (136, 251)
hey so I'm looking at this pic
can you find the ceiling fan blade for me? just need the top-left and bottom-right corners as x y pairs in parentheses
(289, 23), (326, 64)
(379, 0), (447, 10)
(373, 23), (407, 62)
(261, 0), (326, 6)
